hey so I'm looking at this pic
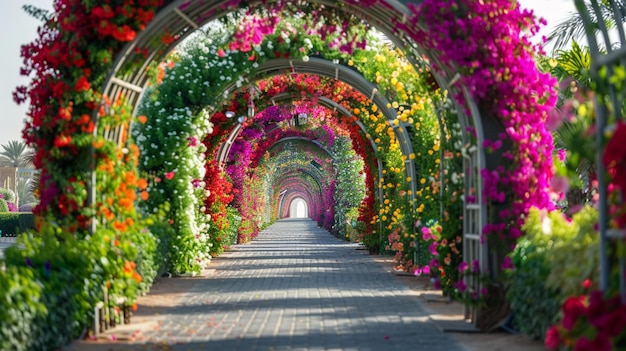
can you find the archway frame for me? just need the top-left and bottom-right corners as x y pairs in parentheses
(13, 1), (556, 334)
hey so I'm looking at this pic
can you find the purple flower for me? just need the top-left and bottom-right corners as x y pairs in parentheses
(472, 259), (480, 273)
(501, 257), (514, 270)
(428, 241), (438, 256)
(458, 261), (469, 273)
(456, 279), (467, 292)
(558, 149), (566, 162)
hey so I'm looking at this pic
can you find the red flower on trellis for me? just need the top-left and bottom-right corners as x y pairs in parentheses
(603, 121), (626, 227)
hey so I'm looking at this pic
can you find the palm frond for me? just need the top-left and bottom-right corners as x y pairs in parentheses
(0, 140), (32, 168)
(545, 0), (621, 53)
(556, 41), (592, 86)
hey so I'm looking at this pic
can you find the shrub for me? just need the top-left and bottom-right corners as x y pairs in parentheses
(147, 221), (173, 277)
(508, 239), (561, 339)
(0, 213), (35, 236)
(18, 213), (35, 232)
(0, 266), (46, 351)
(0, 188), (16, 203)
(1, 240), (84, 350)
(0, 212), (20, 236)
(18, 202), (37, 212)
(507, 206), (599, 340)
(0, 199), (8, 213)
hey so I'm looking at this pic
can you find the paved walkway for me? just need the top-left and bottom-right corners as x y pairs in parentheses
(71, 219), (466, 351)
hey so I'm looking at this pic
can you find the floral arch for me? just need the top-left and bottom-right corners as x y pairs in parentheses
(5, 0), (559, 345)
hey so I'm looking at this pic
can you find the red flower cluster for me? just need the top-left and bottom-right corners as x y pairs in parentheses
(603, 122), (626, 227)
(546, 290), (626, 351)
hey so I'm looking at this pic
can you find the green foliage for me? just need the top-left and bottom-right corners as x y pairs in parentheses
(0, 199), (9, 214)
(0, 212), (19, 235)
(0, 266), (46, 351)
(129, 227), (158, 294)
(0, 188), (16, 203)
(332, 136), (366, 237)
(147, 221), (173, 276)
(1, 228), (102, 349)
(0, 141), (31, 168)
(21, 4), (50, 22)
(507, 206), (599, 339)
(508, 239), (561, 339)
(226, 206), (242, 245)
(522, 206), (599, 297)
(554, 41), (592, 88)
(18, 213), (35, 232)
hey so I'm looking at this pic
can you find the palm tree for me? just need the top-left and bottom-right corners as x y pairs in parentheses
(545, 0), (625, 53)
(0, 140), (32, 168)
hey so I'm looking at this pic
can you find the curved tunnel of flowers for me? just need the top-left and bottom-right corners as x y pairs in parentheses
(133, 22), (458, 275)
(3, 0), (626, 350)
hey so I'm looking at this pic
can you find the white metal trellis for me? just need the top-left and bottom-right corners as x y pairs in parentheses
(576, 0), (626, 301)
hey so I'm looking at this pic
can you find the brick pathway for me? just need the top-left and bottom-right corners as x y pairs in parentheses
(70, 219), (465, 351)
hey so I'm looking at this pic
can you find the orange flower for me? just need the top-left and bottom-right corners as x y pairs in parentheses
(137, 178), (148, 190)
(132, 303), (138, 312)
(79, 114), (91, 125)
(119, 198), (133, 210)
(123, 261), (135, 274)
(113, 220), (127, 232)
(137, 115), (147, 124)
(140, 191), (149, 201)
(102, 208), (115, 221)
(125, 171), (136, 184)
(132, 271), (142, 283)
(59, 105), (73, 120)
(125, 189), (137, 202)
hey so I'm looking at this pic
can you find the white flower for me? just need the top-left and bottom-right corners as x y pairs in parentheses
(303, 38), (313, 49)
(451, 173), (459, 184)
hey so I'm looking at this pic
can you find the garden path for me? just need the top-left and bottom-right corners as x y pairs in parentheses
(69, 218), (466, 351)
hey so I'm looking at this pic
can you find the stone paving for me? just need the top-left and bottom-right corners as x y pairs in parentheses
(72, 219), (466, 351)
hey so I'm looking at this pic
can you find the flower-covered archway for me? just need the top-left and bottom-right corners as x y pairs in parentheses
(4, 0), (559, 346)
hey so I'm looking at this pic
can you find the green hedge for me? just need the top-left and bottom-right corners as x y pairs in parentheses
(0, 213), (35, 237)
(0, 253), (77, 351)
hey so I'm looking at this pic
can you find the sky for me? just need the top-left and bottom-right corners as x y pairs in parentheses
(0, 0), (576, 148)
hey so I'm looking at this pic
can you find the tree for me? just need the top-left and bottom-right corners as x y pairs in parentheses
(545, 0), (624, 53)
(0, 140), (32, 168)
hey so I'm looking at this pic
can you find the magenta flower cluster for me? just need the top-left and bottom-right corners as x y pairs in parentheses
(403, 0), (557, 245)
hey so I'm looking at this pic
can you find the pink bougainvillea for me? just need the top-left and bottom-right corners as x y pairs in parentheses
(402, 0), (557, 247)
